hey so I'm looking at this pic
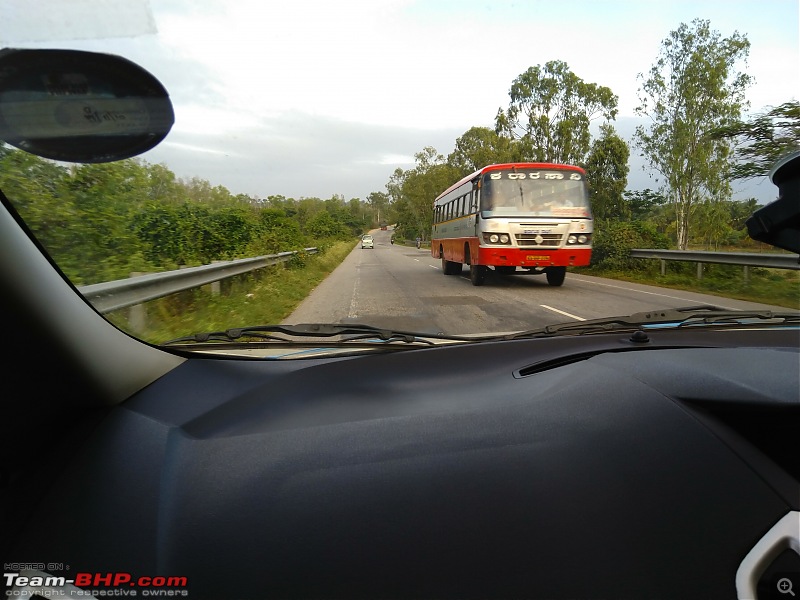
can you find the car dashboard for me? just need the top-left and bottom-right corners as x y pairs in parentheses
(6, 328), (799, 600)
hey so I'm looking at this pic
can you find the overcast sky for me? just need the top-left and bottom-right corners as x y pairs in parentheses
(2, 0), (798, 203)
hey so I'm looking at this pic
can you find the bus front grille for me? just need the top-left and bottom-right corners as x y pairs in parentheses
(515, 233), (563, 247)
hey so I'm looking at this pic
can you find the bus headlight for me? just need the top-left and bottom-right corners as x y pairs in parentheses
(482, 233), (511, 245)
(567, 234), (591, 244)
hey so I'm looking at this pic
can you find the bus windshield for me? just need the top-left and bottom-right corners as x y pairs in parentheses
(480, 171), (590, 218)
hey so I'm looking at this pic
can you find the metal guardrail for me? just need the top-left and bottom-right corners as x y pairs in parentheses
(79, 248), (318, 314)
(630, 248), (800, 279)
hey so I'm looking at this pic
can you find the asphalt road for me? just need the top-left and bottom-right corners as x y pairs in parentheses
(284, 229), (789, 335)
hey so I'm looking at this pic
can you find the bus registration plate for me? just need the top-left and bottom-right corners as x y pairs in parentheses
(526, 255), (550, 261)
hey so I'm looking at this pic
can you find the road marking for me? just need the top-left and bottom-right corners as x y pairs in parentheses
(348, 269), (360, 318)
(429, 265), (439, 270)
(540, 305), (586, 321)
(573, 278), (736, 310)
(414, 258), (420, 262)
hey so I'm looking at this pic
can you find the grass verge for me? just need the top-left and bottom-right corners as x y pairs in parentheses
(575, 264), (800, 310)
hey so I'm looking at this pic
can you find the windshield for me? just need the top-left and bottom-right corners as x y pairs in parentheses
(1, 1), (798, 350)
(480, 170), (591, 217)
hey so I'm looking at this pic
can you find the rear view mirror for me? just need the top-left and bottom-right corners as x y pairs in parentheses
(747, 150), (800, 255)
(0, 48), (173, 163)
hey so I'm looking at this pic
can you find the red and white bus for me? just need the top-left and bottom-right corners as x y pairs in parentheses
(431, 162), (592, 286)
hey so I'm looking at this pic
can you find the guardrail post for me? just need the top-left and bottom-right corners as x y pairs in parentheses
(206, 261), (221, 295)
(660, 259), (666, 276)
(743, 265), (749, 284)
(696, 262), (703, 279)
(129, 272), (147, 333)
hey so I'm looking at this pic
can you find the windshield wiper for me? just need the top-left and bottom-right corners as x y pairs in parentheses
(502, 305), (800, 340)
(161, 323), (483, 347)
(160, 307), (799, 349)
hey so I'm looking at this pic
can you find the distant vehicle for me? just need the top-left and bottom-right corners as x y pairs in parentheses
(361, 234), (374, 249)
(381, 225), (388, 230)
(431, 162), (593, 286)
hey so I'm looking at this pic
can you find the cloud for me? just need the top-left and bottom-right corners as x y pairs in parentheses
(3, 0), (794, 205)
(144, 111), (463, 200)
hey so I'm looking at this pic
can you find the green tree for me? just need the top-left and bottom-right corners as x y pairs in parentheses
(690, 200), (734, 250)
(583, 124), (630, 220)
(366, 191), (390, 227)
(145, 162), (185, 203)
(494, 60), (618, 165)
(623, 189), (668, 222)
(0, 146), (73, 253)
(62, 160), (150, 282)
(633, 19), (752, 250)
(447, 126), (517, 176)
(386, 148), (459, 241)
(712, 101), (800, 180)
(307, 211), (348, 240)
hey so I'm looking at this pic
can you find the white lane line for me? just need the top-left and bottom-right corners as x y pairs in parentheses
(414, 259), (420, 262)
(429, 265), (439, 269)
(540, 305), (586, 321)
(348, 270), (359, 318)
(573, 278), (736, 310)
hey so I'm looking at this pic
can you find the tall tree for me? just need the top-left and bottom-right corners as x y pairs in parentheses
(494, 60), (618, 165)
(712, 101), (800, 180)
(634, 19), (752, 250)
(447, 126), (517, 176)
(623, 189), (668, 221)
(366, 191), (390, 227)
(387, 148), (459, 240)
(583, 124), (630, 221)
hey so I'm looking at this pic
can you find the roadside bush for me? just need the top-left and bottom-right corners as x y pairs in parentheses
(590, 220), (670, 272)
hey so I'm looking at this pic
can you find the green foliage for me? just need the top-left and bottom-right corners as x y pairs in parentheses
(584, 124), (630, 220)
(712, 101), (800, 180)
(447, 126), (518, 176)
(495, 60), (618, 165)
(307, 211), (349, 240)
(623, 189), (668, 221)
(634, 18), (752, 250)
(1, 147), (364, 286)
(366, 191), (390, 228)
(387, 147), (460, 241)
(590, 220), (670, 271)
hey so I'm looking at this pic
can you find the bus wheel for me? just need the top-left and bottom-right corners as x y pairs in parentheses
(440, 247), (460, 275)
(469, 264), (486, 286)
(444, 260), (461, 275)
(546, 267), (566, 286)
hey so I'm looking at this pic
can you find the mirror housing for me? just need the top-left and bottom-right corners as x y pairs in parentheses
(0, 48), (174, 163)
(746, 150), (800, 256)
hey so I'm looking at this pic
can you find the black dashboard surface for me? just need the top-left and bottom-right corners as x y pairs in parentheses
(12, 332), (800, 599)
